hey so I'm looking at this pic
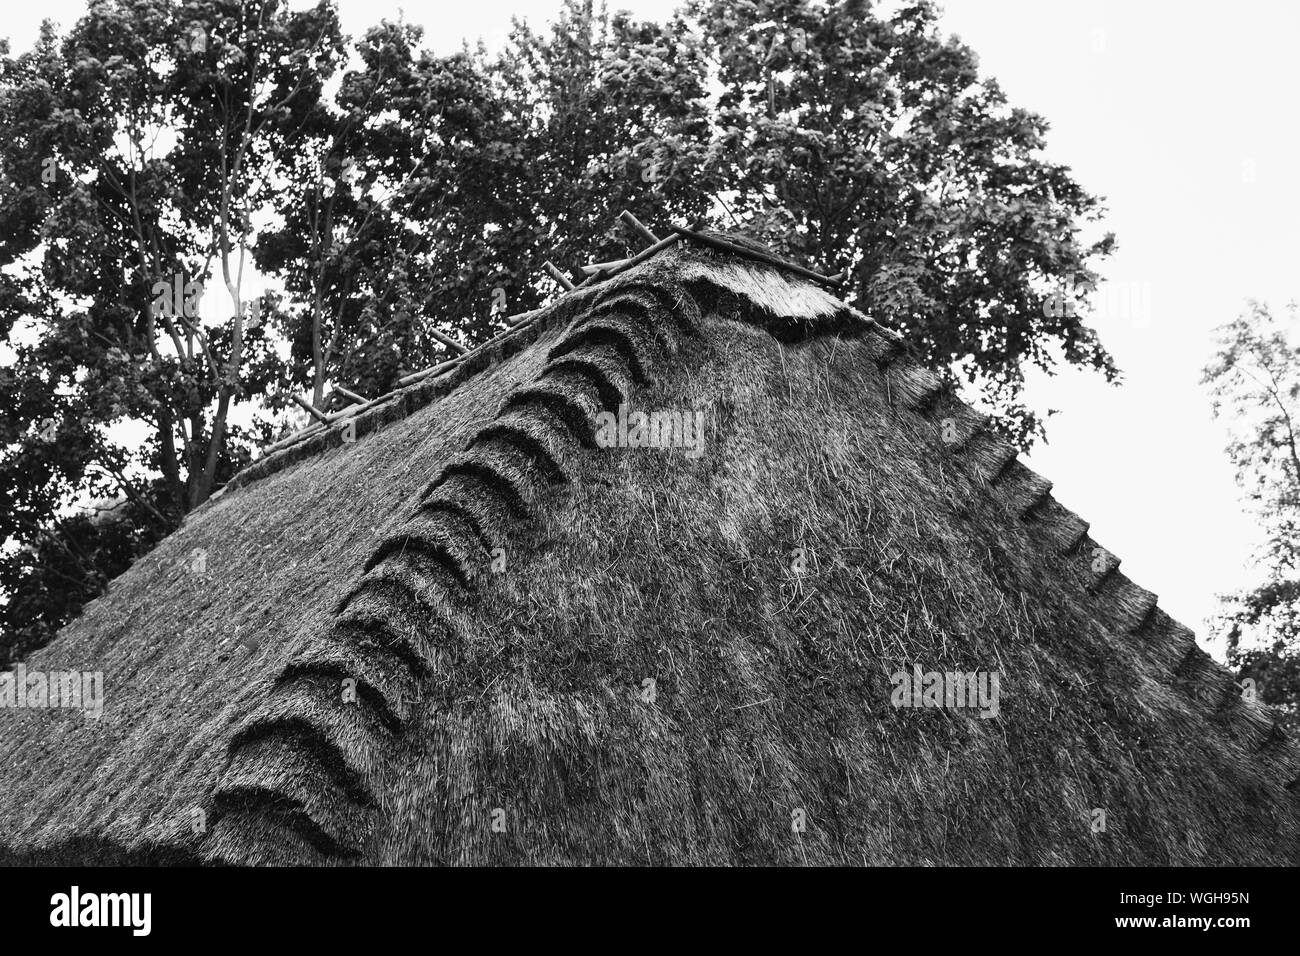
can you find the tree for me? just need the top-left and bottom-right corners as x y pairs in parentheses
(491, 1), (716, 277)
(1204, 301), (1300, 733)
(256, 21), (529, 404)
(0, 0), (345, 663)
(687, 0), (1117, 446)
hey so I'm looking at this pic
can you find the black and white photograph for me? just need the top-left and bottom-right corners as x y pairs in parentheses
(0, 0), (1292, 940)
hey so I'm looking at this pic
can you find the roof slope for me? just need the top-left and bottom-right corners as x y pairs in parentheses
(1, 243), (1296, 865)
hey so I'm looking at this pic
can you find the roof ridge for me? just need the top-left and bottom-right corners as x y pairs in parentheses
(205, 245), (886, 512)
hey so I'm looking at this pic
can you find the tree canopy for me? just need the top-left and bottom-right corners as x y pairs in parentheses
(1204, 301), (1300, 732)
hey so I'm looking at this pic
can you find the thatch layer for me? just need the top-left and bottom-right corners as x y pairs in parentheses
(1, 244), (1296, 865)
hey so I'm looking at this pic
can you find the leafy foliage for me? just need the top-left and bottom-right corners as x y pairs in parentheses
(1204, 302), (1300, 732)
(688, 0), (1117, 446)
(0, 0), (345, 663)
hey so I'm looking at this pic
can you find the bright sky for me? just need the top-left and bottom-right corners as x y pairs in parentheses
(4, 1), (1294, 650)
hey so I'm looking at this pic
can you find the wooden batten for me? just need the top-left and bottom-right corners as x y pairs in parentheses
(429, 327), (469, 355)
(581, 258), (632, 275)
(618, 210), (660, 245)
(398, 357), (461, 387)
(291, 394), (330, 425)
(543, 260), (576, 291)
(334, 386), (368, 406)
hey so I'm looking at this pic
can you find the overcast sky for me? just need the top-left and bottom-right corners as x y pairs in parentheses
(4, 1), (1295, 652)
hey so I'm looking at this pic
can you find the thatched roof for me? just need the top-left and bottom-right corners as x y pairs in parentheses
(1, 240), (1297, 865)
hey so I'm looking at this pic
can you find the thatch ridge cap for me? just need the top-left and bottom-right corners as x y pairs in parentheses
(204, 244), (880, 509)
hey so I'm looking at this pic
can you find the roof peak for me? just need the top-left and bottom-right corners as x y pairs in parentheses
(208, 240), (877, 509)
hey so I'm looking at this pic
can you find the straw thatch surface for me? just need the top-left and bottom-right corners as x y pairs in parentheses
(1, 241), (1297, 865)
